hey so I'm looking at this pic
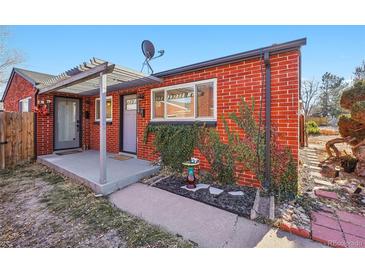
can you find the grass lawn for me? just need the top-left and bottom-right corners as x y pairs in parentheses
(0, 163), (194, 248)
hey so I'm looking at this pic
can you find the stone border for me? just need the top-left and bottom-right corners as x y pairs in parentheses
(269, 195), (275, 220)
(250, 189), (261, 220)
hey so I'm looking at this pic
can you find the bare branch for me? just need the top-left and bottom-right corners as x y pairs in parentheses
(354, 60), (365, 81)
(0, 27), (25, 86)
(301, 79), (320, 116)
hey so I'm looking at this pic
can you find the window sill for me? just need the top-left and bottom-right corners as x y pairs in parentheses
(149, 120), (217, 127)
(94, 121), (113, 125)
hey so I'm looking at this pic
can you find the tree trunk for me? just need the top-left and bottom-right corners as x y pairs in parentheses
(325, 137), (346, 158)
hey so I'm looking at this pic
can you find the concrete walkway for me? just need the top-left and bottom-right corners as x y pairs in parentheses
(109, 183), (326, 248)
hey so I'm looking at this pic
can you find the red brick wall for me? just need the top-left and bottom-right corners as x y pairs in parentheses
(35, 92), (122, 156)
(136, 49), (300, 187)
(89, 93), (120, 153)
(34, 49), (300, 188)
(36, 93), (90, 155)
(3, 73), (36, 112)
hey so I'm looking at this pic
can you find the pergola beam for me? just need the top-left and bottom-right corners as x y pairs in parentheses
(34, 57), (163, 186)
(39, 62), (115, 94)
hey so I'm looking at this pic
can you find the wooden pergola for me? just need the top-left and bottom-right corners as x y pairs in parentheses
(38, 58), (162, 185)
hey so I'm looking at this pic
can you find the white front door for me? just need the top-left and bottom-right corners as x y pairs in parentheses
(122, 94), (137, 154)
(54, 97), (80, 150)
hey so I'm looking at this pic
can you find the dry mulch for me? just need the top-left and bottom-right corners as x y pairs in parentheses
(153, 175), (257, 218)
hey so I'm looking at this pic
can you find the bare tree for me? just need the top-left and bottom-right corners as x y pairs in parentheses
(354, 60), (365, 82)
(301, 79), (320, 116)
(0, 27), (24, 85)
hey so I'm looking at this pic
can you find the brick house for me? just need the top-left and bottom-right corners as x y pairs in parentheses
(1, 38), (306, 189)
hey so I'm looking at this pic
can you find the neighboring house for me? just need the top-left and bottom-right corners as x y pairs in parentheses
(1, 38), (306, 188)
(2, 68), (55, 113)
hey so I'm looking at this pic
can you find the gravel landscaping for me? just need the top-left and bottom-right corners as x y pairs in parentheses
(153, 175), (257, 217)
(275, 135), (365, 246)
(0, 163), (194, 248)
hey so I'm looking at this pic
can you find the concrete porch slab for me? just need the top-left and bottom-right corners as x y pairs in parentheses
(37, 150), (159, 195)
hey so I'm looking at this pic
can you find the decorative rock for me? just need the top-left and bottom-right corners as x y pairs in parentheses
(282, 213), (292, 221)
(299, 213), (310, 222)
(334, 179), (348, 185)
(181, 183), (210, 192)
(310, 171), (323, 178)
(209, 187), (224, 195)
(314, 178), (332, 186)
(228, 191), (244, 196)
(308, 165), (322, 171)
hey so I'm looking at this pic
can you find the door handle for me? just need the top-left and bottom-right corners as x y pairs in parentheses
(76, 120), (80, 132)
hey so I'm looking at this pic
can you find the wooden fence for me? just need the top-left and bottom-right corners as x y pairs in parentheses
(0, 112), (35, 169)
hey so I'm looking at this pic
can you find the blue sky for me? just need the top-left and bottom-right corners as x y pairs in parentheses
(1, 25), (365, 96)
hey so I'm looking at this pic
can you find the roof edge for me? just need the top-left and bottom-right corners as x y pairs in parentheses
(153, 37), (307, 78)
(1, 68), (39, 102)
(13, 68), (37, 85)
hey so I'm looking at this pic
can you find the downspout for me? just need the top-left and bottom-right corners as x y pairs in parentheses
(34, 89), (39, 159)
(263, 50), (271, 189)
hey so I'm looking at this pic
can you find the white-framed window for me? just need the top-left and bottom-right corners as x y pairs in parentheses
(151, 78), (217, 121)
(95, 96), (113, 121)
(19, 97), (31, 112)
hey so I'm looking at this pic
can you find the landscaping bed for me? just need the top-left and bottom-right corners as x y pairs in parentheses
(153, 175), (257, 217)
(275, 135), (365, 247)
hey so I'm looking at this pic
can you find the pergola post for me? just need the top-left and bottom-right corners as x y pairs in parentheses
(99, 73), (107, 184)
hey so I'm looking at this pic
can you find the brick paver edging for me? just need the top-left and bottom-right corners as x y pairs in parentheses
(278, 220), (311, 239)
(278, 210), (365, 248)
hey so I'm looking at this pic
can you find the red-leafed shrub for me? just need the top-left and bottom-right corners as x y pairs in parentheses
(225, 97), (298, 200)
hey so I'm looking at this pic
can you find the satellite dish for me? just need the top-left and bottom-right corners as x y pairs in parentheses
(141, 40), (155, 60)
(141, 40), (165, 74)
